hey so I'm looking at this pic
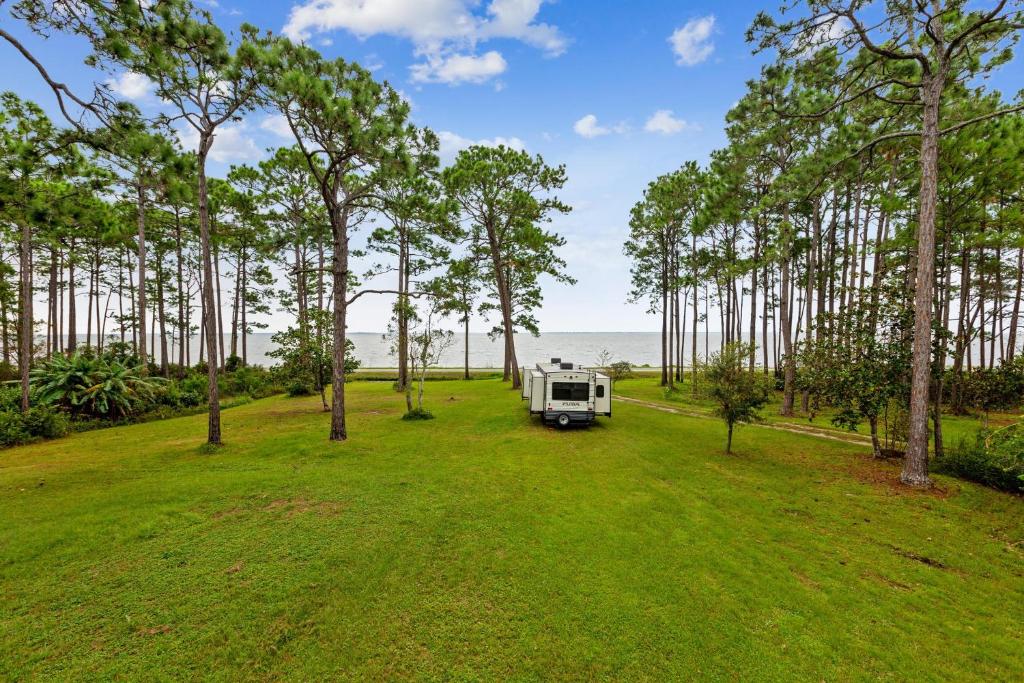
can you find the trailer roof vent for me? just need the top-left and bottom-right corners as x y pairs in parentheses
(550, 357), (561, 364)
(560, 362), (574, 370)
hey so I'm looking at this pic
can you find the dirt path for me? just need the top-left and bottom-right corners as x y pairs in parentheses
(615, 395), (873, 447)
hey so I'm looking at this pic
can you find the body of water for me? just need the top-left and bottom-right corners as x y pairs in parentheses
(48, 331), (724, 369)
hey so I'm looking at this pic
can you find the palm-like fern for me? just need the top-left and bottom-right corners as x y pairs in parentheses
(30, 353), (164, 418)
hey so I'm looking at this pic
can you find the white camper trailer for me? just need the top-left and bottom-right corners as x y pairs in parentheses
(521, 358), (612, 427)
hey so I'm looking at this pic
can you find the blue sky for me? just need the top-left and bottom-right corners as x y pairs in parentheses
(5, 1), (1021, 334)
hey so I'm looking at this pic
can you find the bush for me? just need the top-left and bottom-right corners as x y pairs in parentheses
(934, 423), (1024, 493)
(225, 354), (242, 372)
(609, 361), (633, 381)
(402, 408), (435, 421)
(179, 374), (208, 397)
(22, 406), (69, 440)
(219, 366), (279, 399)
(153, 382), (204, 409)
(0, 385), (21, 412)
(954, 359), (1024, 413)
(286, 380), (313, 397)
(0, 362), (18, 382)
(0, 406), (68, 448)
(0, 411), (30, 447)
(31, 353), (164, 419)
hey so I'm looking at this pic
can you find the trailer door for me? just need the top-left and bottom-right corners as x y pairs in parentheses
(594, 377), (611, 415)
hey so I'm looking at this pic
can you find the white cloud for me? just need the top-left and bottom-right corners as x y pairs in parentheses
(437, 130), (525, 160)
(410, 50), (507, 84)
(644, 110), (696, 135)
(177, 124), (262, 164)
(796, 13), (853, 57)
(282, 0), (566, 86)
(573, 114), (628, 139)
(480, 0), (566, 55)
(669, 16), (715, 66)
(259, 114), (294, 139)
(283, 0), (565, 52)
(106, 72), (153, 101)
(574, 114), (608, 138)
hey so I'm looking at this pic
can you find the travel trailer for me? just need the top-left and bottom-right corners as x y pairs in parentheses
(521, 358), (612, 427)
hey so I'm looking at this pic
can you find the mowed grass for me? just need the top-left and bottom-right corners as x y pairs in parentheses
(1, 379), (1022, 681)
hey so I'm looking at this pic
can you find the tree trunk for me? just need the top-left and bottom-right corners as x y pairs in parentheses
(230, 257), (241, 361)
(660, 260), (668, 387)
(464, 307), (470, 380)
(215, 243), (225, 370)
(95, 249), (104, 353)
(197, 136), (222, 445)
(869, 415), (882, 459)
(241, 255), (248, 367)
(329, 203), (350, 442)
(157, 251), (169, 377)
(19, 218), (31, 413)
(67, 239), (77, 354)
(47, 246), (58, 359)
(779, 208), (796, 416)
(85, 247), (94, 350)
(903, 72), (944, 489)
(692, 250), (700, 395)
(136, 183), (148, 372)
(486, 224), (522, 389)
(750, 216), (760, 370)
(397, 232), (409, 391)
(1008, 245), (1023, 361)
(176, 208), (186, 370)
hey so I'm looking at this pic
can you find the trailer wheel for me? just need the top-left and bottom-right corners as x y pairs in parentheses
(556, 413), (571, 428)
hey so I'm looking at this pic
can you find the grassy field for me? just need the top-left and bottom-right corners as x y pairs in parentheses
(1, 378), (1022, 680)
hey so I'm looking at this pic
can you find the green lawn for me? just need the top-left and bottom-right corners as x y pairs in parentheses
(1, 379), (1022, 680)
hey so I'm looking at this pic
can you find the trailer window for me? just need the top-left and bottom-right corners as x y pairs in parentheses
(596, 385), (605, 398)
(552, 382), (589, 401)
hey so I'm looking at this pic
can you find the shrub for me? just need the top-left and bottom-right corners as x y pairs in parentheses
(154, 383), (203, 409)
(934, 423), (1024, 493)
(609, 361), (633, 381)
(286, 380), (313, 397)
(0, 362), (18, 382)
(179, 373), (208, 397)
(219, 366), (279, 399)
(0, 385), (21, 412)
(0, 406), (68, 447)
(22, 406), (69, 440)
(225, 354), (242, 372)
(31, 353), (165, 419)
(0, 411), (30, 447)
(961, 364), (1024, 413)
(402, 408), (434, 421)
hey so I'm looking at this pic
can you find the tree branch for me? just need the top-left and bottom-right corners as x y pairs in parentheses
(0, 26), (106, 131)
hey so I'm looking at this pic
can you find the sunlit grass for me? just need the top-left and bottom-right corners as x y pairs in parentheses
(1, 379), (1021, 680)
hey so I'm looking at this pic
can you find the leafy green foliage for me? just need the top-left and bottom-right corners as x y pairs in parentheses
(0, 406), (68, 447)
(935, 421), (1024, 493)
(609, 361), (633, 382)
(30, 352), (164, 419)
(269, 309), (359, 409)
(706, 342), (772, 453)
(798, 290), (913, 458)
(401, 408), (434, 421)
